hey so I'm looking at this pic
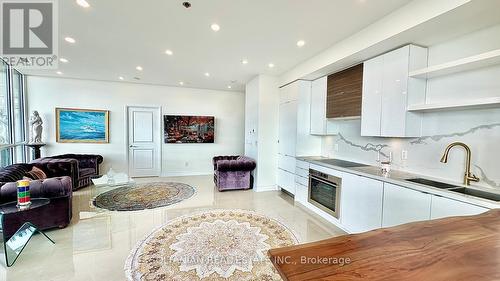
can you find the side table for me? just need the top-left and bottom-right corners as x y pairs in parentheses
(0, 198), (55, 267)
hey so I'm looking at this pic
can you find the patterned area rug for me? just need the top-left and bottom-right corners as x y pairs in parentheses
(93, 182), (196, 211)
(125, 209), (299, 280)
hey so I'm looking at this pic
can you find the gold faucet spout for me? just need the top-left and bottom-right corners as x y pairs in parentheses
(440, 142), (479, 186)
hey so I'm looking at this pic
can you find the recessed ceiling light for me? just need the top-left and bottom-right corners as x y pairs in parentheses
(165, 49), (173, 56)
(119, 76), (124, 80)
(268, 63), (275, 68)
(204, 72), (210, 77)
(227, 85), (232, 89)
(64, 37), (76, 44)
(136, 66), (143, 71)
(76, 0), (90, 8)
(210, 23), (220, 32)
(59, 58), (69, 63)
(241, 59), (248, 65)
(296, 40), (306, 47)
(56, 71), (63, 75)
(179, 81), (184, 85)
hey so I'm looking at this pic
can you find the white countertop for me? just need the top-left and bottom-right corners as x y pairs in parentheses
(297, 156), (500, 209)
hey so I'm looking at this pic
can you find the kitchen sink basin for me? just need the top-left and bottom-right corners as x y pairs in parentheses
(405, 178), (460, 189)
(448, 188), (500, 202)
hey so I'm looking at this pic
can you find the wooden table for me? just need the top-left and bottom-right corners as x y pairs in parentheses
(269, 209), (500, 281)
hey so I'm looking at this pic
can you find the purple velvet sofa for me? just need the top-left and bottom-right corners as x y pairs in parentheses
(32, 154), (103, 190)
(0, 163), (73, 239)
(213, 156), (256, 191)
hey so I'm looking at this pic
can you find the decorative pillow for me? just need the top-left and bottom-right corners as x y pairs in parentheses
(25, 166), (47, 180)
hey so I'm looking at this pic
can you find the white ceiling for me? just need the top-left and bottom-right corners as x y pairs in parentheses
(24, 0), (412, 91)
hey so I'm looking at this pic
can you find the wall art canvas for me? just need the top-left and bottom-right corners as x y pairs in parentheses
(56, 108), (109, 143)
(164, 115), (215, 143)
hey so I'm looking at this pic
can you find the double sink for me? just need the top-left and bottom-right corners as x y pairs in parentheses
(314, 158), (500, 202)
(406, 178), (500, 202)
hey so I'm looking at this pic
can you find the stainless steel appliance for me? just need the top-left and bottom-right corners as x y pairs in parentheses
(308, 169), (341, 219)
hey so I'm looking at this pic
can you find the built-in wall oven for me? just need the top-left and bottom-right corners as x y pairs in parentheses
(308, 169), (341, 219)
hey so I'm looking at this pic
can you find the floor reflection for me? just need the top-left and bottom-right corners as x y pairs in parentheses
(0, 175), (345, 281)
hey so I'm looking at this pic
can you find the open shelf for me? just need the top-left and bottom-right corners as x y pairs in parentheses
(409, 49), (500, 79)
(407, 97), (500, 112)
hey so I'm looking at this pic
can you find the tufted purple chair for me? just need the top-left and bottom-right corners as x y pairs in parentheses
(32, 154), (103, 190)
(0, 164), (73, 239)
(213, 156), (256, 191)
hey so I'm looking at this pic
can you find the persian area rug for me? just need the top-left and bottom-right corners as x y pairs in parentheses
(93, 182), (196, 211)
(125, 209), (299, 280)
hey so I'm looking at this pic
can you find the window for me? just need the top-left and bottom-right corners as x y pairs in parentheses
(0, 62), (8, 146)
(0, 60), (27, 168)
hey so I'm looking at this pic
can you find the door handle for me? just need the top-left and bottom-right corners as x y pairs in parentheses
(129, 145), (138, 148)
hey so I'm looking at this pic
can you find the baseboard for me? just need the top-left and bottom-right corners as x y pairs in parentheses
(161, 171), (212, 177)
(254, 185), (279, 192)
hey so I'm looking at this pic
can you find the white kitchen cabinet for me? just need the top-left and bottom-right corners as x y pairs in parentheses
(430, 195), (488, 219)
(277, 81), (321, 194)
(310, 77), (339, 135)
(277, 168), (295, 195)
(278, 154), (296, 174)
(295, 181), (308, 203)
(361, 45), (427, 137)
(278, 100), (298, 156)
(294, 160), (310, 204)
(341, 172), (384, 233)
(361, 55), (383, 136)
(382, 183), (431, 227)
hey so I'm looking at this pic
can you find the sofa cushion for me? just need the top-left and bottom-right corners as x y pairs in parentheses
(0, 177), (72, 203)
(216, 157), (256, 172)
(0, 164), (33, 183)
(79, 168), (96, 177)
(25, 166), (48, 180)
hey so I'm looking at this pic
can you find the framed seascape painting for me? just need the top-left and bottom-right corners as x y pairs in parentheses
(56, 108), (110, 143)
(164, 115), (215, 143)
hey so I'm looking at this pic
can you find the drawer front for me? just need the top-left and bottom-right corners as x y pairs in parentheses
(296, 160), (310, 170)
(278, 154), (296, 173)
(295, 182), (308, 204)
(278, 168), (296, 195)
(295, 175), (309, 186)
(295, 166), (309, 178)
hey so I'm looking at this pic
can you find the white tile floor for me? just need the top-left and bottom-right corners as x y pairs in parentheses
(0, 175), (345, 281)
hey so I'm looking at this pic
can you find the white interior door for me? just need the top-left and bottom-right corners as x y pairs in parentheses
(127, 106), (161, 177)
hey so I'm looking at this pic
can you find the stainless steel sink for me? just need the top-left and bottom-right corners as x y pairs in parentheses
(448, 188), (500, 202)
(406, 178), (500, 202)
(405, 178), (460, 189)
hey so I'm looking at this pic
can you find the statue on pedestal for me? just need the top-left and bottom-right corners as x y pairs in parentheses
(29, 111), (44, 144)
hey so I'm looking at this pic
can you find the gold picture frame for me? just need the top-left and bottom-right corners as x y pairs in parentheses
(56, 108), (110, 143)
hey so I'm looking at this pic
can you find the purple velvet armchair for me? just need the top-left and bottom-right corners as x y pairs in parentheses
(213, 156), (256, 191)
(0, 163), (73, 239)
(32, 154), (103, 190)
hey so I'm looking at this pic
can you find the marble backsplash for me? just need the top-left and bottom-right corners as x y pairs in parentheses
(321, 109), (500, 190)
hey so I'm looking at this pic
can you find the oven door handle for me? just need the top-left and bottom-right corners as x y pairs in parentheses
(309, 175), (337, 186)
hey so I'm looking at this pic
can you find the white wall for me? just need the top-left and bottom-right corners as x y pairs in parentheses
(244, 75), (279, 191)
(321, 25), (500, 190)
(26, 76), (245, 177)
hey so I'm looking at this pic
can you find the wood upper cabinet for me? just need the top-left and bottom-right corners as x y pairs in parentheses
(326, 64), (363, 119)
